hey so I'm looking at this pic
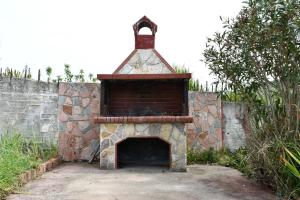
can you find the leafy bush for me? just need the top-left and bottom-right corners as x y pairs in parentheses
(0, 133), (57, 199)
(203, 0), (300, 198)
(187, 148), (219, 164)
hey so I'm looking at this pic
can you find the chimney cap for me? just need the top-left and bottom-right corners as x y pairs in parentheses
(133, 16), (157, 36)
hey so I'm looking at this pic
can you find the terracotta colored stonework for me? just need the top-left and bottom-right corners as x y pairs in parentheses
(63, 105), (72, 115)
(187, 92), (223, 150)
(58, 83), (100, 161)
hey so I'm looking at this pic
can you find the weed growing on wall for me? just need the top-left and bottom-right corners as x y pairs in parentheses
(0, 66), (31, 79)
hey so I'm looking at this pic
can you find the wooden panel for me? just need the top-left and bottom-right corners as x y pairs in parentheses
(106, 80), (184, 116)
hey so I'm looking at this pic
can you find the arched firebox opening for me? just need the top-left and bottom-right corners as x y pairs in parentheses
(116, 137), (170, 168)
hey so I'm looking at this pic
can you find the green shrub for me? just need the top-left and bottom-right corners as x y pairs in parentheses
(203, 0), (300, 197)
(187, 148), (252, 176)
(0, 133), (57, 199)
(187, 148), (219, 164)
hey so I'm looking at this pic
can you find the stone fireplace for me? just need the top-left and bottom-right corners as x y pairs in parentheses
(95, 16), (193, 171)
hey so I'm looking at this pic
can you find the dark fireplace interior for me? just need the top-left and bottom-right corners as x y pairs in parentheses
(117, 138), (170, 168)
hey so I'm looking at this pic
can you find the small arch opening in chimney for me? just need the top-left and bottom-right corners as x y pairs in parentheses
(138, 27), (153, 35)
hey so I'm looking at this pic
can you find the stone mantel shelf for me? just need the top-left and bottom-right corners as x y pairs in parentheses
(94, 116), (193, 124)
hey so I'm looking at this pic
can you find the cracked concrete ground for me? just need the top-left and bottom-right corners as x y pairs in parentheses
(7, 163), (277, 200)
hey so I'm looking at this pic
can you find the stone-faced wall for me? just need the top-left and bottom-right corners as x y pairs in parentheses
(100, 123), (186, 171)
(223, 102), (246, 151)
(0, 77), (58, 143)
(0, 78), (246, 160)
(187, 92), (222, 150)
(58, 83), (100, 161)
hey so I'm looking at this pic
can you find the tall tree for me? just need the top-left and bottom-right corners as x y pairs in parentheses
(203, 0), (300, 197)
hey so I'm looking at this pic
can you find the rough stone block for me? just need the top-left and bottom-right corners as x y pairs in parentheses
(63, 105), (72, 115)
(160, 124), (172, 140)
(73, 106), (82, 115)
(72, 96), (80, 106)
(65, 97), (72, 105)
(78, 121), (89, 132)
(81, 98), (90, 107)
(59, 83), (69, 95)
(58, 96), (66, 105)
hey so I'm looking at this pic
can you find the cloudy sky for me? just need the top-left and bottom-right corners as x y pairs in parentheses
(0, 0), (243, 83)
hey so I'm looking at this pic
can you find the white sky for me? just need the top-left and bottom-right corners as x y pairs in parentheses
(0, 0), (243, 83)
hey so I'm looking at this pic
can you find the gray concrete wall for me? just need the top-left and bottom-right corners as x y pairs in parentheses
(0, 77), (58, 143)
(223, 102), (246, 151)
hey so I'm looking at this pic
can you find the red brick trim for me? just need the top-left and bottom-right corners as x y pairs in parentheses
(94, 116), (193, 124)
(19, 157), (61, 185)
(113, 49), (138, 74)
(97, 73), (191, 80)
(152, 49), (176, 73)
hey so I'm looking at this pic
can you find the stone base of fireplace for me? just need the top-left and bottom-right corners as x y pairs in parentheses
(99, 123), (186, 171)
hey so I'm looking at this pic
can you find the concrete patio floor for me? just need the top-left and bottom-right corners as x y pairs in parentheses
(7, 163), (277, 200)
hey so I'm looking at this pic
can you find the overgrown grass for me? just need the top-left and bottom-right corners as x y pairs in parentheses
(0, 133), (57, 199)
(247, 130), (300, 199)
(187, 148), (252, 177)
